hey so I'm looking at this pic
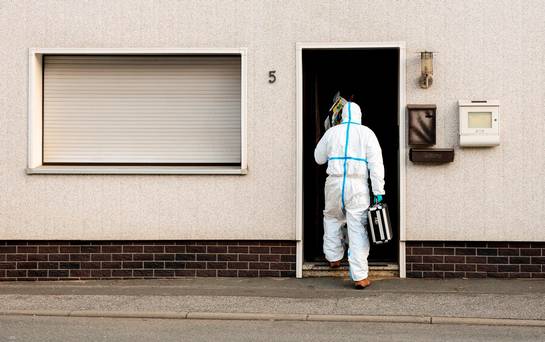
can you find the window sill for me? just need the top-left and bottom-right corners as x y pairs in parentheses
(26, 165), (247, 175)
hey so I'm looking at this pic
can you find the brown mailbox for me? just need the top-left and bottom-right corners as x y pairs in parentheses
(410, 148), (454, 163)
(407, 105), (436, 146)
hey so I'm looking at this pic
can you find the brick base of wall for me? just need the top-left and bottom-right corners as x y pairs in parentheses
(406, 241), (545, 279)
(0, 241), (296, 281)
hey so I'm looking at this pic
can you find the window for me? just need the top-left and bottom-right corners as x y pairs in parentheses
(28, 49), (247, 174)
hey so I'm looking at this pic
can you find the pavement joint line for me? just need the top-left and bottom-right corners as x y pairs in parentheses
(2, 310), (545, 327)
(2, 286), (544, 297)
(2, 289), (543, 297)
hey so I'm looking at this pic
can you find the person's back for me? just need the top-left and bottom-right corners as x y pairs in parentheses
(314, 101), (385, 289)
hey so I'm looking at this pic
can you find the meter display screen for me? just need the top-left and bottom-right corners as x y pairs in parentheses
(468, 112), (492, 128)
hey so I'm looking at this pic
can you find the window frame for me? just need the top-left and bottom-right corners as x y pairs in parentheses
(27, 48), (248, 175)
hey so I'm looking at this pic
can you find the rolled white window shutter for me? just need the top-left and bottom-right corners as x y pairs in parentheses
(43, 55), (241, 164)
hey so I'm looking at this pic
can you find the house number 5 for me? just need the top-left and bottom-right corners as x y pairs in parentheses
(268, 70), (276, 83)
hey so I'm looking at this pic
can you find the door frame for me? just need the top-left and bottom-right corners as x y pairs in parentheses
(295, 42), (407, 278)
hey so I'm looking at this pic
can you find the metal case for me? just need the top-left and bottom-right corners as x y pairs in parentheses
(367, 203), (393, 245)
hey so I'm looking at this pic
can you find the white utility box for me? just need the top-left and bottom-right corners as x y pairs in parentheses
(459, 100), (500, 147)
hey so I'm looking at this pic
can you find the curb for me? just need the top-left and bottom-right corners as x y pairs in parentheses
(431, 316), (545, 327)
(1, 310), (545, 327)
(306, 314), (431, 324)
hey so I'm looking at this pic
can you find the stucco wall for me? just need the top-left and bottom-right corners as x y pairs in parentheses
(0, 0), (544, 241)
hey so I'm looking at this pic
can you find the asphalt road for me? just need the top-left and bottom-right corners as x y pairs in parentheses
(1, 316), (545, 342)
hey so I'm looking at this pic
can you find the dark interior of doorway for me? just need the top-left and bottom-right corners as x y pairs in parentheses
(303, 48), (400, 263)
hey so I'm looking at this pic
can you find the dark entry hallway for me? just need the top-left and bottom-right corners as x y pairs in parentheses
(302, 48), (400, 263)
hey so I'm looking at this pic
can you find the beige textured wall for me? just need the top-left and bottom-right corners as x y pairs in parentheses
(0, 0), (544, 241)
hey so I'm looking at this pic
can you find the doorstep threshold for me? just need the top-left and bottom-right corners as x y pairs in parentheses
(303, 262), (399, 279)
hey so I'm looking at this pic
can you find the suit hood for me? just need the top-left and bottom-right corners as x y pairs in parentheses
(341, 102), (362, 124)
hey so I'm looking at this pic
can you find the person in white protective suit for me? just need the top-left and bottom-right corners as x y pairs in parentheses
(314, 101), (385, 289)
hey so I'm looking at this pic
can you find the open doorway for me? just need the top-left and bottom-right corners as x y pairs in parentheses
(301, 47), (401, 267)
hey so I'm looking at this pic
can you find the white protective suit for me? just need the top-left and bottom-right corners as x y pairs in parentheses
(314, 102), (385, 281)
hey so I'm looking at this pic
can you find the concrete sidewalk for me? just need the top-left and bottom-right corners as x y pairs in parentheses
(1, 278), (545, 326)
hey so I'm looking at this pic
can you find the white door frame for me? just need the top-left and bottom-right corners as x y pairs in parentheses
(295, 42), (407, 278)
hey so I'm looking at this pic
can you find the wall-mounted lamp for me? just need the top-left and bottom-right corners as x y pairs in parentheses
(419, 51), (434, 89)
